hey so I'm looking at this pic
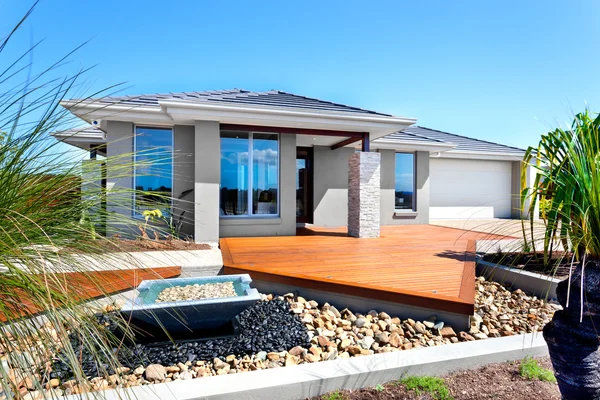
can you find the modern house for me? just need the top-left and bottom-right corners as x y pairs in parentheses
(55, 89), (534, 242)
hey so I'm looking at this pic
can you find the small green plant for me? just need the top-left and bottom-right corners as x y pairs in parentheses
(519, 357), (557, 383)
(374, 383), (385, 392)
(321, 390), (346, 400)
(538, 197), (551, 220)
(140, 208), (178, 238)
(401, 376), (453, 400)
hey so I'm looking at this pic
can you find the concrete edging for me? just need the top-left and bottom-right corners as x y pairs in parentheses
(476, 258), (561, 301)
(62, 333), (548, 400)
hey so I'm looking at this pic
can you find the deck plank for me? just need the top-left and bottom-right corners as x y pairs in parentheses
(0, 266), (181, 322)
(222, 225), (507, 315)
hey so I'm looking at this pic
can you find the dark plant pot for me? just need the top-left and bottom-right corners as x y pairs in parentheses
(543, 262), (600, 399)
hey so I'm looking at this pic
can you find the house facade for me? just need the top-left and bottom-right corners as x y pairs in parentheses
(55, 89), (534, 242)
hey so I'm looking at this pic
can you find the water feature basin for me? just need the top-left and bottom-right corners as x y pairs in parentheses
(121, 274), (261, 338)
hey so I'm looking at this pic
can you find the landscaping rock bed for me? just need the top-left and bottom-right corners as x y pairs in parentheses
(155, 282), (237, 303)
(14, 277), (560, 397)
(51, 298), (310, 383)
(468, 277), (560, 339)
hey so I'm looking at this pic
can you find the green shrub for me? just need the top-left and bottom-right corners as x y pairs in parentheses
(321, 390), (346, 400)
(519, 357), (557, 383)
(401, 376), (453, 400)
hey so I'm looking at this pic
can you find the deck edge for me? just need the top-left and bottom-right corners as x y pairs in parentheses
(457, 240), (476, 313)
(224, 265), (474, 315)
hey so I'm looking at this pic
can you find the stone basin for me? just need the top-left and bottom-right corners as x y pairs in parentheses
(121, 274), (261, 337)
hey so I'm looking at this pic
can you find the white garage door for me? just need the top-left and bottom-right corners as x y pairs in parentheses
(429, 158), (513, 219)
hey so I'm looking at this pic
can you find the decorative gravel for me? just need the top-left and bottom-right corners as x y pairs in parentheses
(50, 298), (310, 381)
(19, 277), (560, 397)
(155, 282), (237, 303)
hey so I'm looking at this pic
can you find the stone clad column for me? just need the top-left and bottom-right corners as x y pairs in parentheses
(348, 152), (381, 238)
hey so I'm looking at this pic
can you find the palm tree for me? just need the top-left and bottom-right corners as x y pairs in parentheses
(522, 110), (600, 399)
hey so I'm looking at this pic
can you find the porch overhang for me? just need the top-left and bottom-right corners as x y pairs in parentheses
(51, 127), (107, 154)
(59, 99), (416, 144)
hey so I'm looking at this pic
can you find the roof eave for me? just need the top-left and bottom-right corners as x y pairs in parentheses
(157, 99), (414, 124)
(60, 99), (417, 139)
(439, 149), (526, 161)
(371, 139), (457, 153)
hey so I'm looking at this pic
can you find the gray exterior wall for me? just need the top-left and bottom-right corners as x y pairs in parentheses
(313, 146), (354, 227)
(312, 147), (430, 227)
(380, 150), (430, 225)
(194, 121), (221, 242)
(104, 121), (196, 238)
(173, 125), (195, 237)
(105, 121), (134, 236)
(102, 121), (435, 240)
(220, 133), (297, 237)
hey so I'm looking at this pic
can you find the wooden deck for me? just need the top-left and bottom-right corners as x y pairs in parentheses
(0, 266), (181, 322)
(221, 225), (506, 315)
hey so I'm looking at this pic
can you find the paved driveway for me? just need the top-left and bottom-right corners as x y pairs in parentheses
(431, 218), (548, 253)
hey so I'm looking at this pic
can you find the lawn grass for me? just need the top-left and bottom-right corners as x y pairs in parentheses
(519, 357), (557, 383)
(400, 376), (454, 400)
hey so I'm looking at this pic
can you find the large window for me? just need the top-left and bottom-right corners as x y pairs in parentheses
(395, 153), (415, 210)
(134, 126), (173, 215)
(220, 131), (279, 217)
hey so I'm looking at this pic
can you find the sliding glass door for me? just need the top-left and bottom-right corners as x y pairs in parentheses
(220, 131), (279, 217)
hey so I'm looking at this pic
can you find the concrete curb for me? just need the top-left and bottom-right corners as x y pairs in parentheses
(476, 258), (561, 301)
(62, 333), (548, 400)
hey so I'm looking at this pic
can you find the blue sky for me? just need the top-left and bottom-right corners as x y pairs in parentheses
(2, 0), (599, 149)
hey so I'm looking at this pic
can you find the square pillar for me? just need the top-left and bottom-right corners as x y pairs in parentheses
(194, 121), (220, 242)
(348, 152), (381, 238)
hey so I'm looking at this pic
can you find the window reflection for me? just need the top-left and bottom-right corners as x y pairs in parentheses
(134, 127), (173, 215)
(220, 132), (249, 215)
(395, 153), (415, 210)
(252, 133), (278, 215)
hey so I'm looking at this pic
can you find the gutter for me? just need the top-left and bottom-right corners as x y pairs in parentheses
(158, 99), (417, 126)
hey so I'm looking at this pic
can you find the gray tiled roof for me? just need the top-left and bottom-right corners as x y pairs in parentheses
(380, 126), (526, 154)
(88, 89), (392, 116)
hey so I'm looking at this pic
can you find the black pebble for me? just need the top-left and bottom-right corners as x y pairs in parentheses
(52, 298), (310, 378)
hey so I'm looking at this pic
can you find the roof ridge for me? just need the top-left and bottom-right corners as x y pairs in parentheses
(110, 88), (248, 100)
(414, 126), (527, 152)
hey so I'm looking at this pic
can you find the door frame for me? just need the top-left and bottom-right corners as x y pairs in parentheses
(296, 147), (314, 224)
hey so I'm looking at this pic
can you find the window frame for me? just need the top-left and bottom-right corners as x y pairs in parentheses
(394, 151), (417, 212)
(132, 124), (174, 218)
(219, 130), (280, 219)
